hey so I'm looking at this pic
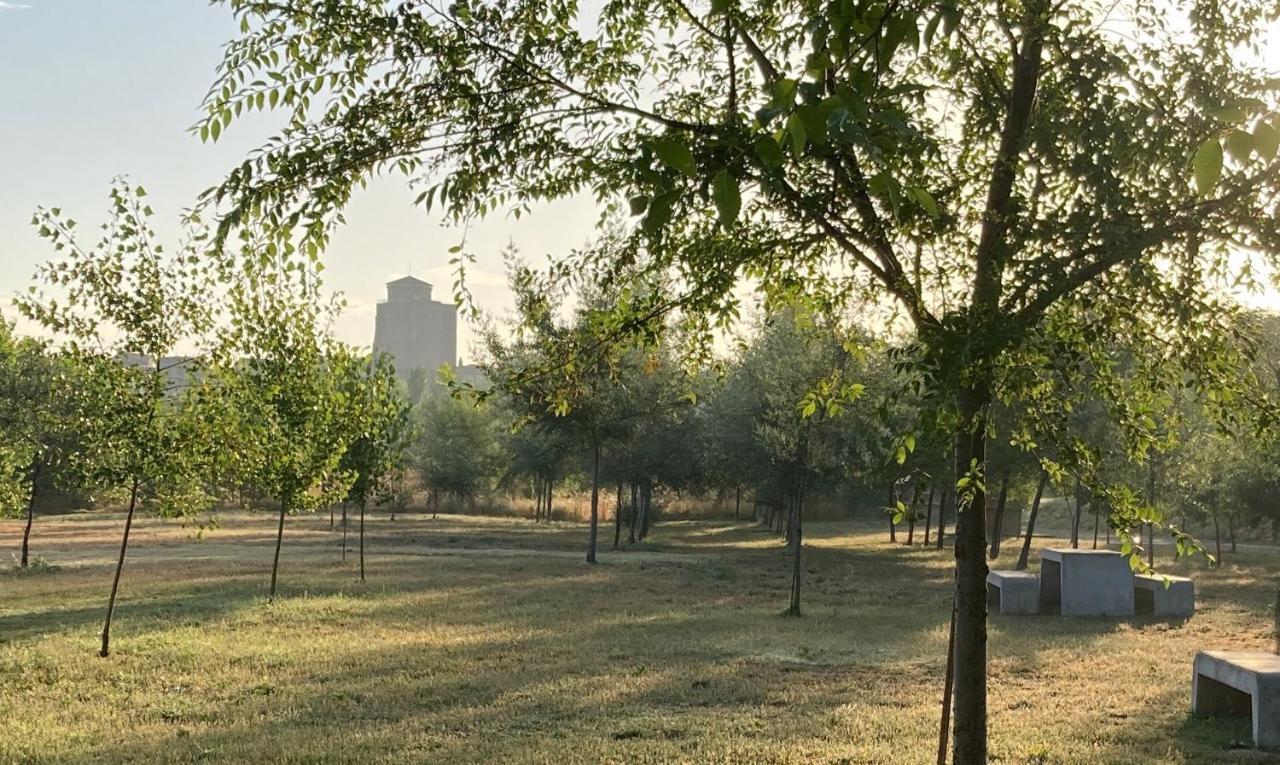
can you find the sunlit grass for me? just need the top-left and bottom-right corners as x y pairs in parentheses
(1, 511), (1275, 763)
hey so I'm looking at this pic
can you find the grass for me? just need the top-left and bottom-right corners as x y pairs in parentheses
(1, 510), (1277, 764)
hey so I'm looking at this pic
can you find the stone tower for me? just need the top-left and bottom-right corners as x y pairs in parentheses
(372, 275), (458, 379)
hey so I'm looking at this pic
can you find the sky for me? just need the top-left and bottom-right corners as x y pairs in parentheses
(1, 3), (1279, 361)
(0, 0), (600, 362)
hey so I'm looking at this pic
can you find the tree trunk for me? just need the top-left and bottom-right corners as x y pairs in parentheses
(359, 498), (367, 582)
(270, 495), (288, 599)
(341, 502), (348, 563)
(1092, 499), (1101, 550)
(888, 483), (898, 543)
(951, 384), (991, 765)
(1016, 471), (1048, 571)
(988, 469), (1010, 560)
(735, 486), (742, 521)
(100, 476), (141, 658)
(1212, 510), (1223, 566)
(628, 482), (638, 544)
(924, 485), (936, 547)
(1228, 513), (1236, 553)
(907, 481), (920, 546)
(937, 594), (958, 765)
(329, 506), (334, 531)
(1070, 477), (1082, 549)
(613, 482), (623, 550)
(587, 442), (601, 564)
(936, 489), (949, 550)
(639, 482), (653, 540)
(20, 460), (40, 568)
(545, 480), (553, 523)
(787, 486), (805, 617)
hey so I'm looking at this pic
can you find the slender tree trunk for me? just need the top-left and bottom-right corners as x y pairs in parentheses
(907, 481), (920, 546)
(639, 482), (652, 540)
(735, 486), (742, 521)
(938, 593), (957, 765)
(628, 482), (638, 544)
(888, 483), (898, 543)
(20, 460), (40, 568)
(1146, 462), (1156, 568)
(270, 495), (288, 599)
(613, 482), (623, 550)
(787, 486), (805, 617)
(1092, 499), (1100, 550)
(1212, 510), (1223, 566)
(1016, 471), (1048, 571)
(924, 485), (936, 547)
(545, 480), (553, 523)
(329, 506), (334, 531)
(359, 499), (367, 581)
(100, 476), (141, 658)
(342, 502), (349, 563)
(936, 489), (949, 550)
(587, 442), (601, 564)
(951, 385), (991, 765)
(1070, 477), (1082, 549)
(1228, 513), (1237, 553)
(988, 469), (1011, 560)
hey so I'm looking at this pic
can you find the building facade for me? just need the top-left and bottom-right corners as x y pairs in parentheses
(373, 276), (459, 380)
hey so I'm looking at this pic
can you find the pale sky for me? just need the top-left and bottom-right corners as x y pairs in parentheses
(0, 0), (600, 361)
(1, 3), (1278, 360)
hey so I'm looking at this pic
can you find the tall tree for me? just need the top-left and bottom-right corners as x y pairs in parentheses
(203, 3), (1280, 759)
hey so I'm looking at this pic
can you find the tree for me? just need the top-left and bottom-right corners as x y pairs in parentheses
(408, 394), (504, 510)
(338, 353), (411, 581)
(203, 4), (1280, 760)
(215, 235), (360, 600)
(18, 180), (217, 656)
(0, 322), (81, 568)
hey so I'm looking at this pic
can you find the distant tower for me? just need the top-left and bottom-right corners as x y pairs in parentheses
(373, 276), (458, 379)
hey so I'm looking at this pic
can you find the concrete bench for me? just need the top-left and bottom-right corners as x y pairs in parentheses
(1192, 650), (1280, 750)
(1039, 548), (1134, 616)
(987, 570), (1039, 614)
(1134, 574), (1194, 618)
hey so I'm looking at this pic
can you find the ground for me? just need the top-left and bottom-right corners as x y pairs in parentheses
(1, 510), (1277, 764)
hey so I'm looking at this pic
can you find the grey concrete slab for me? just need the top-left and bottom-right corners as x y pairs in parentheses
(987, 570), (1039, 614)
(1193, 650), (1280, 750)
(1038, 548), (1135, 616)
(1134, 573), (1195, 618)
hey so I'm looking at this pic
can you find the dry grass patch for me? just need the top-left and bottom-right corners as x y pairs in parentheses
(1, 512), (1277, 763)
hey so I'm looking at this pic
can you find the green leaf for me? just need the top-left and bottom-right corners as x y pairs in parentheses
(753, 135), (785, 169)
(1253, 123), (1278, 161)
(712, 169), (741, 227)
(1225, 129), (1253, 164)
(642, 191), (677, 234)
(651, 137), (696, 177)
(785, 112), (808, 156)
(909, 186), (939, 218)
(709, 0), (731, 13)
(1191, 138), (1223, 196)
(628, 194), (649, 216)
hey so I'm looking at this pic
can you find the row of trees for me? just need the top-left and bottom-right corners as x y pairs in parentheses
(1, 182), (410, 656)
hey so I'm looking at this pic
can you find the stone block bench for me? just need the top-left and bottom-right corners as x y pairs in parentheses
(1039, 548), (1134, 616)
(1134, 574), (1194, 618)
(987, 570), (1039, 614)
(1192, 650), (1280, 750)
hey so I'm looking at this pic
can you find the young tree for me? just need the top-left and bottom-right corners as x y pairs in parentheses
(0, 323), (81, 568)
(216, 236), (360, 600)
(408, 393), (505, 513)
(339, 353), (411, 581)
(18, 180), (217, 656)
(203, 4), (1280, 759)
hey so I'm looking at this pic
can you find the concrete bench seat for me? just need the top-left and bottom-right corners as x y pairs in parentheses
(1039, 548), (1134, 616)
(1192, 650), (1280, 750)
(1134, 573), (1194, 618)
(987, 570), (1039, 614)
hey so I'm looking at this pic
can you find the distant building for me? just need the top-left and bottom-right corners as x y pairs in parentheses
(373, 276), (458, 381)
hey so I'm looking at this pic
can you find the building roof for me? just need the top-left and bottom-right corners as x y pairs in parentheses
(387, 275), (433, 287)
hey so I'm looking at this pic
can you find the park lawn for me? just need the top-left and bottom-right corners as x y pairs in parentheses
(1, 511), (1277, 764)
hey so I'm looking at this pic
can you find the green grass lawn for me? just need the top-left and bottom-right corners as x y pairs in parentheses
(1, 511), (1277, 764)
